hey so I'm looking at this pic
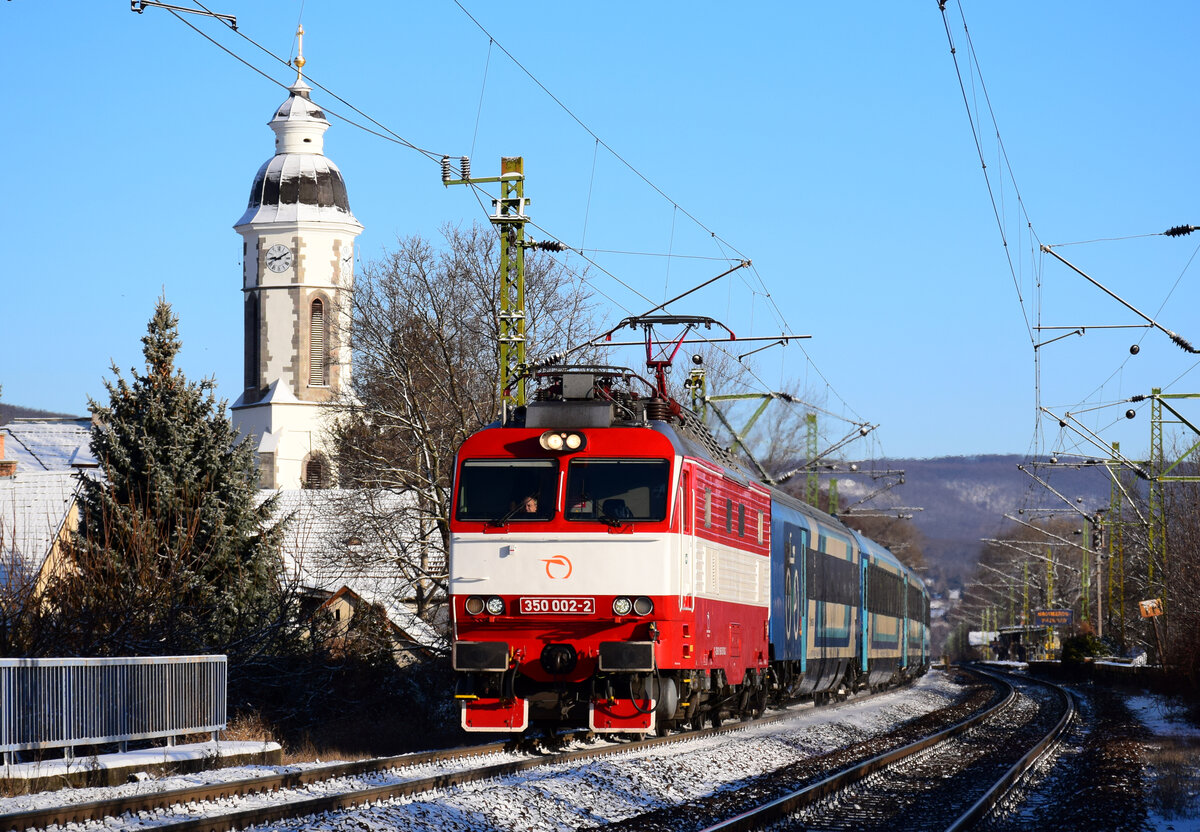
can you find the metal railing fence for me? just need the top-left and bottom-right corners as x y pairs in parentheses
(0, 655), (226, 760)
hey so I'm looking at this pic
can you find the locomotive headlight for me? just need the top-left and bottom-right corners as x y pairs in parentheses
(612, 596), (633, 616)
(633, 596), (654, 616)
(539, 431), (586, 452)
(464, 596), (485, 616)
(485, 596), (505, 616)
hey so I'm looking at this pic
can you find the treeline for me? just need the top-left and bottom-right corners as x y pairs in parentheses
(0, 225), (594, 752)
(0, 300), (454, 751)
(953, 461), (1200, 688)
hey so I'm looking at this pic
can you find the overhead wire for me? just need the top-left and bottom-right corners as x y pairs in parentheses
(940, 1), (1036, 344)
(171, 0), (876, 446)
(443, 0), (865, 426)
(186, 0), (446, 162)
(447, 0), (745, 262)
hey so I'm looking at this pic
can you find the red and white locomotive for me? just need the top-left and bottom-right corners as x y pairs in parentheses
(449, 337), (929, 734)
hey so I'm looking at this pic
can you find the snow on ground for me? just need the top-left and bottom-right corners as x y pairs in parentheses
(0, 756), (324, 814)
(1125, 694), (1200, 740)
(0, 672), (965, 831)
(247, 671), (965, 832)
(1127, 691), (1200, 831)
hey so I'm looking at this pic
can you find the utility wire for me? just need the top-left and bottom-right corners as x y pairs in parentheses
(448, 0), (745, 261)
(170, 0), (875, 443)
(187, 0), (446, 161)
(940, 1), (1035, 344)
(444, 1), (827, 405)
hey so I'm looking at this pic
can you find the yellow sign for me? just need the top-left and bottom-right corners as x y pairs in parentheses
(1139, 599), (1164, 618)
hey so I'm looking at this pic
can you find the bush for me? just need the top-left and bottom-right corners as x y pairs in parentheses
(1061, 632), (1107, 664)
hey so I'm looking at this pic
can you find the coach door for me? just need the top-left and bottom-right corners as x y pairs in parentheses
(678, 469), (695, 611)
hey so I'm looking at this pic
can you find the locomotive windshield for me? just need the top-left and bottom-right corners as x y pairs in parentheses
(456, 459), (557, 522)
(565, 459), (670, 523)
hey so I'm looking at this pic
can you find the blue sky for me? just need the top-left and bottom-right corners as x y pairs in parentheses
(3, 2), (1198, 461)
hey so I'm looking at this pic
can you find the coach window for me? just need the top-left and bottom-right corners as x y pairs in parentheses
(737, 503), (745, 537)
(455, 459), (557, 522)
(757, 510), (765, 544)
(704, 488), (712, 528)
(725, 497), (733, 533)
(565, 459), (670, 523)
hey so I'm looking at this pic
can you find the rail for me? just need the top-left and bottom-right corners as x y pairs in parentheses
(0, 655), (226, 763)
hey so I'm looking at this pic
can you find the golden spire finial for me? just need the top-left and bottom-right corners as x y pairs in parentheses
(293, 24), (306, 83)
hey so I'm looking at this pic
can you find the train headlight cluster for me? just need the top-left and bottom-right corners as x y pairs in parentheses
(612, 596), (654, 616)
(539, 431), (586, 452)
(465, 596), (506, 616)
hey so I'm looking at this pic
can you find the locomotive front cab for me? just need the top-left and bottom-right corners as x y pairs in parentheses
(449, 419), (684, 733)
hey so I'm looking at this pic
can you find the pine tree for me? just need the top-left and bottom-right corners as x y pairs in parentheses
(52, 298), (288, 657)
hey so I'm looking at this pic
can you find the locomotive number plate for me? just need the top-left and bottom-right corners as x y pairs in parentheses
(519, 597), (596, 615)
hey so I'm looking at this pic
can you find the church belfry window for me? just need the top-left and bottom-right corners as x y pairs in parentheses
(304, 455), (327, 489)
(244, 296), (259, 390)
(309, 298), (327, 386)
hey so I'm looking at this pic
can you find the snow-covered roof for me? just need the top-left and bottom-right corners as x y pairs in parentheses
(271, 83), (328, 126)
(2, 419), (94, 471)
(0, 470), (79, 586)
(267, 488), (446, 650)
(235, 153), (358, 227)
(234, 82), (360, 229)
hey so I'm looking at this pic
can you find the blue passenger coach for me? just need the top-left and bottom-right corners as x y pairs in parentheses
(768, 489), (929, 702)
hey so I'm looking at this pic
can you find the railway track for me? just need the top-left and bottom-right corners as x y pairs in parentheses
(0, 679), (945, 832)
(0, 667), (1003, 830)
(602, 664), (1072, 832)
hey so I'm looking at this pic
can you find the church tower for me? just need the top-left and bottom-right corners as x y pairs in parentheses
(232, 28), (362, 490)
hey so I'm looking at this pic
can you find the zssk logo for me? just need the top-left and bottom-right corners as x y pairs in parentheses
(542, 555), (573, 580)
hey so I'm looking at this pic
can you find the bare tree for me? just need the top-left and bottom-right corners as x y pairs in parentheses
(1158, 454), (1200, 681)
(840, 512), (928, 572)
(330, 223), (598, 622)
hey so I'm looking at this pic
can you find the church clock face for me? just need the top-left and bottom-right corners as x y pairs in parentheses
(265, 243), (293, 273)
(340, 245), (353, 279)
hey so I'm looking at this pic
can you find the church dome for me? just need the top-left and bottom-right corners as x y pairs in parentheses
(234, 79), (361, 229)
(237, 152), (356, 226)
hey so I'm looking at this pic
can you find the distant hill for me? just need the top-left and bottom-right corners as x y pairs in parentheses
(0, 403), (84, 425)
(838, 455), (1114, 589)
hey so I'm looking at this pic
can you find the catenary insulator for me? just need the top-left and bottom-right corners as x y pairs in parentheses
(461, 156), (471, 179)
(1164, 225), (1197, 237)
(441, 156), (451, 183)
